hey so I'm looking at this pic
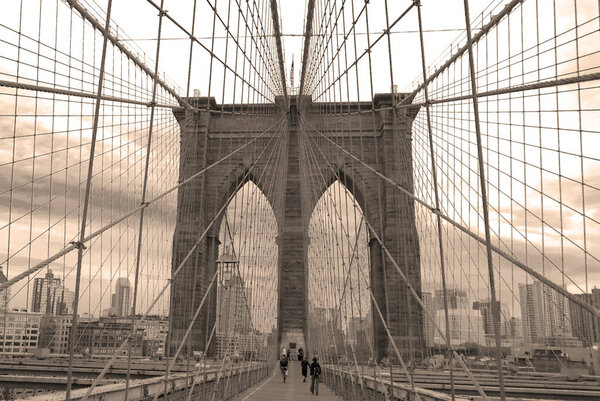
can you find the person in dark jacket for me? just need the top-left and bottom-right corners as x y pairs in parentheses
(280, 354), (289, 382)
(298, 347), (304, 361)
(309, 357), (321, 395)
(301, 357), (309, 382)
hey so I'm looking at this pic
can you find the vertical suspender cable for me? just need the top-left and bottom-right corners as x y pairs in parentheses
(414, 2), (455, 399)
(460, 1), (506, 399)
(124, 0), (166, 398)
(65, 1), (113, 399)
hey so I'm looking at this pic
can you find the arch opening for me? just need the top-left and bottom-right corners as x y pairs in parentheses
(214, 181), (278, 360)
(307, 180), (373, 363)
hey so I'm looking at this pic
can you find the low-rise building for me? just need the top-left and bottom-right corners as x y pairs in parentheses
(38, 315), (72, 354)
(0, 309), (43, 355)
(136, 315), (168, 357)
(71, 317), (143, 356)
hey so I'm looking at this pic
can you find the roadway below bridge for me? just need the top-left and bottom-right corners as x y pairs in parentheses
(0, 357), (220, 380)
(338, 366), (600, 400)
(4, 358), (600, 400)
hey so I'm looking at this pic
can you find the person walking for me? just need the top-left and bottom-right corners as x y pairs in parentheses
(309, 356), (321, 395)
(301, 357), (309, 382)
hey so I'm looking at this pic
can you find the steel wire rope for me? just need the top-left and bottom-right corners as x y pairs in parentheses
(301, 118), (491, 400)
(301, 114), (421, 398)
(336, 7), (374, 388)
(383, 0), (419, 389)
(357, 4), (396, 392)
(329, 103), (594, 364)
(0, 115), (285, 293)
(325, 13), (370, 395)
(65, 1), (114, 397)
(317, 46), (362, 393)
(409, 121), (512, 368)
(346, 1), (385, 390)
(414, 1), (457, 397)
(143, 0), (281, 104)
(309, 2), (416, 101)
(124, 0), (168, 396)
(344, 1), (391, 392)
(181, 1), (204, 392)
(204, 115), (286, 401)
(210, 82), (282, 389)
(302, 135), (392, 396)
(406, 111), (600, 297)
(303, 0), (345, 99)
(318, 12), (600, 116)
(78, 116), (286, 401)
(299, 114), (600, 321)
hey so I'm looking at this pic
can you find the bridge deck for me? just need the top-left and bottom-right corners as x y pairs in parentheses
(232, 361), (341, 401)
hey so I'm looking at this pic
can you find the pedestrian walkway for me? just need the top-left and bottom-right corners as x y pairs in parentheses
(231, 361), (341, 401)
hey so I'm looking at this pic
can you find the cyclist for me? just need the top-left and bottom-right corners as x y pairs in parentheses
(280, 353), (289, 383)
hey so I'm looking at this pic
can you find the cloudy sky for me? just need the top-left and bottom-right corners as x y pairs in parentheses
(0, 0), (599, 339)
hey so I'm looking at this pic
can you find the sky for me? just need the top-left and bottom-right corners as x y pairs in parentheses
(0, 0), (599, 332)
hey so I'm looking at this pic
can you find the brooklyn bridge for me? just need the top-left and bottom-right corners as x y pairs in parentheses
(0, 0), (600, 400)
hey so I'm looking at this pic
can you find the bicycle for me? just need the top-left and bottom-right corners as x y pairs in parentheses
(281, 366), (288, 383)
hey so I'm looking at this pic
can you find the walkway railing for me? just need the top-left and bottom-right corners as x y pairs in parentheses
(28, 363), (269, 401)
(322, 367), (468, 401)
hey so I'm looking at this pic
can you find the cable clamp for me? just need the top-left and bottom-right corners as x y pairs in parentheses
(413, 0), (421, 6)
(70, 241), (87, 250)
(159, 9), (168, 17)
(432, 208), (441, 214)
(141, 201), (150, 207)
(148, 101), (157, 108)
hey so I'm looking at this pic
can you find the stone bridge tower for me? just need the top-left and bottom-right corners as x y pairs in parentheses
(169, 94), (423, 362)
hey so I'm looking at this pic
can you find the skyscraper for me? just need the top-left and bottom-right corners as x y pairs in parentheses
(31, 270), (71, 315)
(110, 278), (132, 317)
(421, 292), (436, 347)
(473, 299), (513, 347)
(433, 288), (485, 346)
(519, 280), (574, 344)
(569, 290), (600, 346)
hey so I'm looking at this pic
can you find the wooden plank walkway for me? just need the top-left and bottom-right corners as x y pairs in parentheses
(231, 361), (342, 401)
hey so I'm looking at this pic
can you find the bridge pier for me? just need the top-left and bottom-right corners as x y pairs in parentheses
(169, 95), (424, 362)
(279, 97), (307, 358)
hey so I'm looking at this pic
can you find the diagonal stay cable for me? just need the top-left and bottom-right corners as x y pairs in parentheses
(0, 115), (285, 293)
(144, 0), (280, 102)
(302, 120), (490, 400)
(79, 117), (286, 401)
(65, 0), (191, 109)
(298, 113), (600, 321)
(66, 1), (114, 397)
(301, 124), (416, 386)
(153, 121), (286, 401)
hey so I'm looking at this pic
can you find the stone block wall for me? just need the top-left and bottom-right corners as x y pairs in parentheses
(170, 95), (424, 361)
